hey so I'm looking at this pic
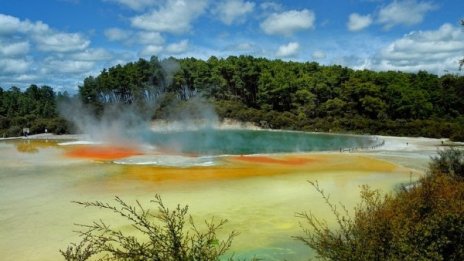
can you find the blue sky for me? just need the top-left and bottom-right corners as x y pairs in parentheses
(0, 0), (463, 92)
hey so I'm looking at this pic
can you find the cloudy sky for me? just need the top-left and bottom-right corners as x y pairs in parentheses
(0, 0), (463, 92)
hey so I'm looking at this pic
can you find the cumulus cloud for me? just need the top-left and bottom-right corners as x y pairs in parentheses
(235, 42), (254, 51)
(104, 28), (131, 41)
(0, 13), (112, 91)
(0, 41), (30, 57)
(276, 42), (299, 58)
(372, 23), (464, 73)
(44, 58), (95, 74)
(34, 32), (90, 52)
(71, 48), (112, 61)
(103, 0), (157, 11)
(377, 0), (437, 29)
(0, 58), (31, 74)
(312, 50), (326, 59)
(260, 2), (282, 11)
(0, 14), (49, 35)
(131, 0), (208, 34)
(166, 40), (189, 54)
(139, 44), (163, 57)
(261, 9), (315, 36)
(137, 32), (164, 45)
(347, 13), (372, 31)
(214, 0), (255, 25)
(0, 13), (89, 53)
(105, 29), (165, 46)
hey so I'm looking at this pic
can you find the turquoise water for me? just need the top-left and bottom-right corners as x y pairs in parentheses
(147, 129), (375, 155)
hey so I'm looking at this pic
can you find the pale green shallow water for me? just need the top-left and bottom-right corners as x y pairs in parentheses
(0, 134), (418, 261)
(146, 129), (375, 154)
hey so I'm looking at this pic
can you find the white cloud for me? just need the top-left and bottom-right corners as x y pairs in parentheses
(312, 50), (326, 59)
(104, 28), (131, 41)
(131, 0), (208, 34)
(0, 14), (90, 53)
(103, 0), (157, 11)
(137, 32), (164, 45)
(0, 41), (30, 57)
(235, 42), (254, 51)
(42, 56), (95, 74)
(347, 13), (372, 31)
(71, 48), (112, 61)
(0, 13), (103, 91)
(34, 32), (90, 52)
(372, 23), (464, 73)
(0, 14), (49, 35)
(377, 0), (437, 29)
(261, 9), (315, 36)
(105, 29), (165, 45)
(139, 45), (163, 57)
(166, 40), (189, 54)
(214, 0), (255, 25)
(260, 2), (282, 11)
(0, 58), (30, 74)
(16, 74), (39, 81)
(276, 42), (300, 58)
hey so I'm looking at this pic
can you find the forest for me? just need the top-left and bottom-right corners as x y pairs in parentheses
(1, 55), (464, 140)
(0, 85), (69, 137)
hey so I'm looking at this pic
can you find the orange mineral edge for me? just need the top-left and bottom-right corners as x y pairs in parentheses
(65, 145), (143, 160)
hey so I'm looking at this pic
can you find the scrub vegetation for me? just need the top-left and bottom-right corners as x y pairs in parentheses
(296, 148), (464, 260)
(61, 195), (237, 261)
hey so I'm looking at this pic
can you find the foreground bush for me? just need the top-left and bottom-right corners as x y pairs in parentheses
(61, 195), (237, 261)
(429, 148), (464, 179)
(297, 149), (464, 260)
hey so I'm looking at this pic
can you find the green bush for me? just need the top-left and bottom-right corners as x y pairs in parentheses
(429, 148), (464, 179)
(61, 195), (237, 261)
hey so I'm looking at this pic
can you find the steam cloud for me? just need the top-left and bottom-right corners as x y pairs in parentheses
(58, 58), (220, 151)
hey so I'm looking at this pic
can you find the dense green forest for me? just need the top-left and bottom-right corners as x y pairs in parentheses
(1, 56), (464, 140)
(78, 56), (464, 140)
(0, 85), (70, 137)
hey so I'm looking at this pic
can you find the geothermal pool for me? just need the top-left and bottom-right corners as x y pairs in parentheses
(0, 130), (420, 260)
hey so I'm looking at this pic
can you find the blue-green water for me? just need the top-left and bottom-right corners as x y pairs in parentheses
(147, 129), (375, 155)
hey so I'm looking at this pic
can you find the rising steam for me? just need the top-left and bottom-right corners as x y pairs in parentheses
(58, 58), (220, 150)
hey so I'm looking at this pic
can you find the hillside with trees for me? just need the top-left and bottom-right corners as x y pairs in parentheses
(78, 56), (464, 140)
(1, 56), (463, 140)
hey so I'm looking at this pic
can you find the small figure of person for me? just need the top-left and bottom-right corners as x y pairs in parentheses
(45, 128), (48, 133)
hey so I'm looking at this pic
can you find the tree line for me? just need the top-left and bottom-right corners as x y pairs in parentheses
(79, 55), (464, 141)
(0, 85), (70, 137)
(1, 55), (463, 140)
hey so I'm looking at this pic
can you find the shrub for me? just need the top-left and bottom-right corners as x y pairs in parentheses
(296, 149), (464, 260)
(61, 195), (237, 261)
(429, 148), (464, 179)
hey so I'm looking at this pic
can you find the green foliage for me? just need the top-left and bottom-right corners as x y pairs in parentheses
(429, 148), (464, 179)
(4, 52), (464, 140)
(296, 149), (464, 260)
(0, 85), (68, 137)
(61, 195), (237, 261)
(77, 55), (464, 140)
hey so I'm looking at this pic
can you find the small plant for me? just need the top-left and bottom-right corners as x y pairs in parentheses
(61, 194), (238, 261)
